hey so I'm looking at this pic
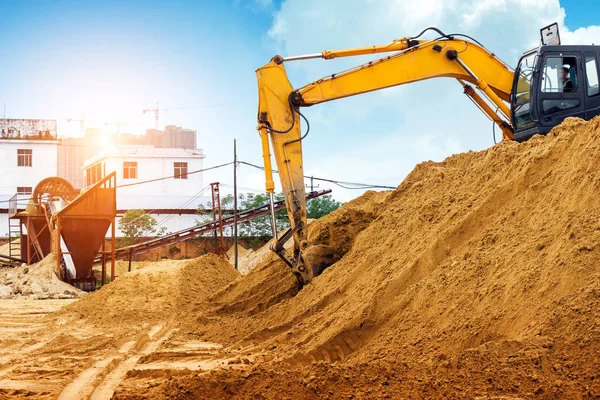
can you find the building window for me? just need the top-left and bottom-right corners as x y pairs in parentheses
(86, 163), (103, 186)
(17, 187), (32, 195)
(123, 161), (137, 179)
(174, 162), (188, 179)
(17, 149), (32, 167)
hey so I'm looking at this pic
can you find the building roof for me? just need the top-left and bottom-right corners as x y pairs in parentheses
(0, 118), (58, 141)
(84, 145), (205, 167)
(0, 139), (59, 145)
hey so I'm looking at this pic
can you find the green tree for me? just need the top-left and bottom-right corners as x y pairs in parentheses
(195, 194), (234, 229)
(193, 192), (341, 247)
(118, 209), (160, 246)
(307, 195), (342, 219)
(236, 192), (289, 239)
(194, 192), (290, 246)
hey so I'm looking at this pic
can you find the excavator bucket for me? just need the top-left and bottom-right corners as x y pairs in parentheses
(294, 244), (335, 286)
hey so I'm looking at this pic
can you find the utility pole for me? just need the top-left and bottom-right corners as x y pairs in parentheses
(210, 182), (225, 256)
(233, 139), (238, 270)
(306, 176), (319, 193)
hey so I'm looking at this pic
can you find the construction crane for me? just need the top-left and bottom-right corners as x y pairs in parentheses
(143, 102), (224, 130)
(143, 101), (166, 130)
(66, 114), (91, 136)
(104, 119), (145, 137)
(104, 119), (123, 137)
(256, 23), (600, 287)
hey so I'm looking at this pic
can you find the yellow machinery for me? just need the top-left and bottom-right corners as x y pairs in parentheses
(256, 24), (600, 286)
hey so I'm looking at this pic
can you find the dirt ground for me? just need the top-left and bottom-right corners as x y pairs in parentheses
(1, 117), (600, 399)
(0, 255), (241, 400)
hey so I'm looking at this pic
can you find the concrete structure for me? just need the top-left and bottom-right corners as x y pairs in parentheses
(58, 125), (197, 189)
(157, 125), (197, 149)
(83, 146), (208, 236)
(0, 119), (59, 238)
(1, 118), (57, 140)
(58, 136), (95, 189)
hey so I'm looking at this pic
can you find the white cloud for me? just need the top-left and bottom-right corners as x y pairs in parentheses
(260, 0), (600, 201)
(563, 25), (600, 45)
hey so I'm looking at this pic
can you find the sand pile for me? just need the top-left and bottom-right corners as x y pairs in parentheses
(226, 244), (251, 260)
(144, 117), (600, 398)
(0, 255), (83, 299)
(92, 259), (155, 280)
(226, 219), (321, 275)
(226, 244), (260, 275)
(60, 254), (239, 330)
(227, 237), (288, 275)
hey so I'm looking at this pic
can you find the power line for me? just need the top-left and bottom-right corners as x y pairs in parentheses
(220, 183), (265, 193)
(0, 158), (393, 205)
(155, 185), (212, 228)
(116, 162), (234, 188)
(237, 161), (396, 190)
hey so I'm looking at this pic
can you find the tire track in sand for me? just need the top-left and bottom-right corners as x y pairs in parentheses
(56, 325), (173, 400)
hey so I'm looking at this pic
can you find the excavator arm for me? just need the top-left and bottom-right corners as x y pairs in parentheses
(256, 33), (516, 286)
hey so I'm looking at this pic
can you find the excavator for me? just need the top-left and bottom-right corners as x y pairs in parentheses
(256, 23), (600, 287)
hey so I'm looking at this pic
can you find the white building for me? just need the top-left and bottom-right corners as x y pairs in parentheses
(83, 146), (209, 235)
(0, 119), (59, 238)
(0, 139), (59, 196)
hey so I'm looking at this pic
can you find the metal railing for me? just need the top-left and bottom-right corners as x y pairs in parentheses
(109, 189), (333, 261)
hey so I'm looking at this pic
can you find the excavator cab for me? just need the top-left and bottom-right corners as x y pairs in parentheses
(512, 25), (600, 140)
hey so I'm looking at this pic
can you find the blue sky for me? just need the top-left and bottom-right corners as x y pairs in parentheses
(561, 0), (600, 28)
(1, 0), (600, 202)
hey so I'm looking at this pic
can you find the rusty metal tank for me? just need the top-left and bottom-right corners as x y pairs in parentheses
(11, 173), (116, 291)
(52, 173), (116, 288)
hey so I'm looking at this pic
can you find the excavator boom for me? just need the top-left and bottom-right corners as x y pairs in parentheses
(256, 31), (516, 286)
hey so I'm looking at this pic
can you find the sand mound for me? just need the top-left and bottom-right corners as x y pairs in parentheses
(226, 244), (251, 260)
(178, 189), (392, 346)
(60, 254), (239, 330)
(0, 255), (84, 299)
(226, 234), (291, 275)
(92, 259), (155, 280)
(153, 117), (600, 398)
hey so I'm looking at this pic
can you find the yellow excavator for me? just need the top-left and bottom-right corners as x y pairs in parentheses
(256, 23), (600, 286)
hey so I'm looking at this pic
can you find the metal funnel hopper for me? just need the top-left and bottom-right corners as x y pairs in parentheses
(53, 173), (116, 288)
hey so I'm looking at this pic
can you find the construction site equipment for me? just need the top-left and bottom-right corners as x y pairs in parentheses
(143, 102), (223, 130)
(110, 189), (332, 268)
(256, 23), (600, 286)
(143, 102), (164, 130)
(67, 114), (93, 136)
(10, 174), (116, 291)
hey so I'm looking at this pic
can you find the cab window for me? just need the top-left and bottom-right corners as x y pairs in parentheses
(541, 56), (578, 93)
(585, 55), (599, 97)
(512, 52), (536, 130)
